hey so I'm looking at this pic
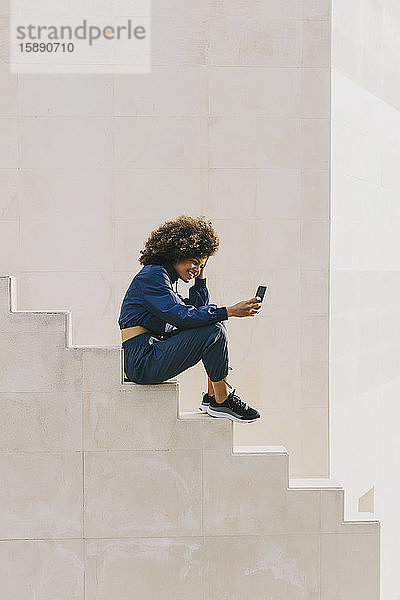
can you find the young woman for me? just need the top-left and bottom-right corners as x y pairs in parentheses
(118, 215), (261, 423)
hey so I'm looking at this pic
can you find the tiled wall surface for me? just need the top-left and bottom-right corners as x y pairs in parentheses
(331, 0), (400, 596)
(0, 0), (331, 475)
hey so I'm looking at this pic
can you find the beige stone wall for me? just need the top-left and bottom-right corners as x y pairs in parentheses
(331, 0), (400, 597)
(0, 1), (331, 477)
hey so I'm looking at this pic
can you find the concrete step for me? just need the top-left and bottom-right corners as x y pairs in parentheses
(0, 275), (381, 599)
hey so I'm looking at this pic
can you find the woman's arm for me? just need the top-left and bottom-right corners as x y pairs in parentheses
(181, 277), (209, 307)
(137, 267), (228, 329)
(184, 255), (209, 306)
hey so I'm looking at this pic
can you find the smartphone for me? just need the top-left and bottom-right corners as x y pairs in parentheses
(255, 285), (268, 302)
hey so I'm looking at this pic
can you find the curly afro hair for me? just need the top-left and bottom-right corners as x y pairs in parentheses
(139, 215), (220, 266)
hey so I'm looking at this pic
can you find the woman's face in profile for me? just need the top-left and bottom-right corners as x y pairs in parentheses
(173, 256), (208, 282)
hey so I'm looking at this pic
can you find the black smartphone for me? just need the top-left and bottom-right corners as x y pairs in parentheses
(255, 285), (268, 302)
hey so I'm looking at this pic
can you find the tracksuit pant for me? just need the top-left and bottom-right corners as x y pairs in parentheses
(122, 321), (229, 385)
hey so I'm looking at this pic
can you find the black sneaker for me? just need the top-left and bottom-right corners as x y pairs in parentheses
(206, 388), (260, 423)
(199, 392), (215, 412)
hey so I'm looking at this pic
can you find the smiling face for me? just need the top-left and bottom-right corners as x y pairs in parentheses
(172, 256), (208, 282)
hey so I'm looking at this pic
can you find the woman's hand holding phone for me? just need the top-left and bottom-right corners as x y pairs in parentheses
(226, 285), (267, 318)
(226, 297), (261, 318)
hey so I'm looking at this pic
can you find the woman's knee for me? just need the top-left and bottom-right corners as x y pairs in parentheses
(214, 321), (228, 336)
(204, 321), (228, 343)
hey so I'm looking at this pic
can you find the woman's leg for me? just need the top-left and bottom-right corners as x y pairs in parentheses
(211, 379), (229, 403)
(130, 322), (229, 385)
(207, 374), (232, 403)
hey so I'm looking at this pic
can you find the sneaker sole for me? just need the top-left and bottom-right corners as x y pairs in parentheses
(200, 405), (216, 416)
(206, 406), (260, 423)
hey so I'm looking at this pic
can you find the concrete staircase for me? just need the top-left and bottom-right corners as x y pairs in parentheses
(0, 275), (380, 599)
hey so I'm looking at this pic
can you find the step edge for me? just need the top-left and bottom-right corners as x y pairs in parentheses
(179, 411), (215, 420)
(289, 477), (344, 489)
(122, 379), (179, 386)
(233, 444), (289, 455)
(8, 309), (71, 315)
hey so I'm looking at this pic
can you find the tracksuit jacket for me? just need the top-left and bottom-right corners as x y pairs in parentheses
(118, 261), (229, 339)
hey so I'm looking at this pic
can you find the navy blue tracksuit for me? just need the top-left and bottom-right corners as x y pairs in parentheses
(118, 261), (229, 384)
